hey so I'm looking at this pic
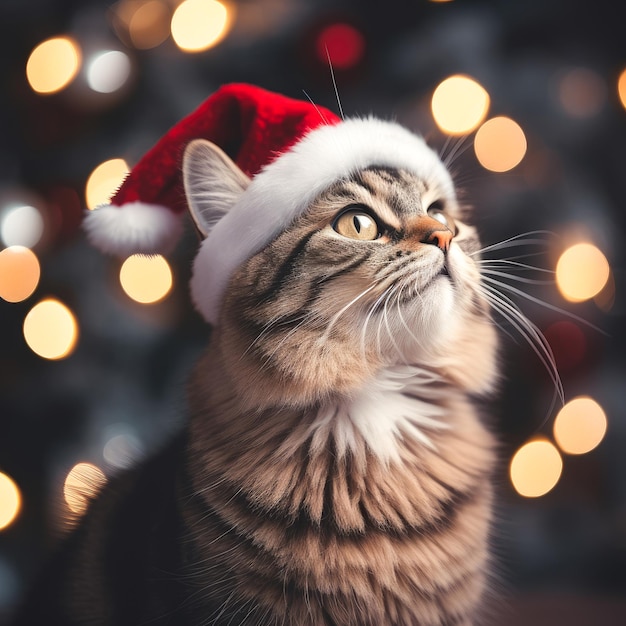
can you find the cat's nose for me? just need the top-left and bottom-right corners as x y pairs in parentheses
(417, 216), (453, 252)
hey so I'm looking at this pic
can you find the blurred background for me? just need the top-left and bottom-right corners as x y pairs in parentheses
(0, 0), (625, 623)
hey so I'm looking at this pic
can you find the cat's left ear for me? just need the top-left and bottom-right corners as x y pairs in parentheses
(183, 139), (251, 239)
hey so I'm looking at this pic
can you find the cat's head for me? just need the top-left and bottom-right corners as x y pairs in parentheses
(185, 119), (498, 403)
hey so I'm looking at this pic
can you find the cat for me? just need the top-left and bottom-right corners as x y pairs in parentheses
(14, 116), (502, 625)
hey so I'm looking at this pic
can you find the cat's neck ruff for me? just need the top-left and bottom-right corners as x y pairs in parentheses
(305, 365), (454, 464)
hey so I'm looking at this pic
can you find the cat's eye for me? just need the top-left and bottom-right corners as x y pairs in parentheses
(333, 209), (381, 241)
(427, 206), (456, 234)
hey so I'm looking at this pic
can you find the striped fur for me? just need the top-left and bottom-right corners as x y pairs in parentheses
(181, 162), (499, 623)
(14, 153), (499, 625)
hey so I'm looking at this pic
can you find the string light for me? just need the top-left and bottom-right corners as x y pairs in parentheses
(26, 36), (81, 94)
(474, 116), (527, 172)
(171, 0), (233, 53)
(553, 396), (607, 455)
(85, 158), (129, 210)
(63, 463), (107, 516)
(555, 242), (610, 302)
(23, 298), (79, 360)
(119, 254), (173, 304)
(0, 246), (40, 303)
(0, 473), (21, 531)
(510, 438), (563, 498)
(431, 75), (490, 135)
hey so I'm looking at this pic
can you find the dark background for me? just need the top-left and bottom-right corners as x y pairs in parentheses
(1, 0), (625, 623)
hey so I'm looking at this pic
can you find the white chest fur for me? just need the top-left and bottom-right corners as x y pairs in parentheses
(307, 366), (452, 463)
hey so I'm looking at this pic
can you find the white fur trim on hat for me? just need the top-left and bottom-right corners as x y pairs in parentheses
(190, 117), (455, 325)
(83, 202), (183, 256)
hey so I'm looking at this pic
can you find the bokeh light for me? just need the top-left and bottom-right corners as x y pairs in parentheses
(87, 50), (132, 94)
(558, 67), (606, 118)
(315, 23), (365, 70)
(618, 68), (626, 110)
(594, 267), (615, 311)
(63, 463), (107, 516)
(553, 396), (607, 455)
(103, 431), (144, 470)
(543, 320), (587, 372)
(431, 75), (490, 135)
(128, 0), (171, 49)
(556, 242), (610, 302)
(1, 204), (44, 248)
(171, 0), (232, 52)
(119, 254), (173, 303)
(474, 116), (527, 172)
(510, 439), (563, 498)
(26, 36), (81, 94)
(23, 298), (79, 360)
(85, 158), (129, 210)
(0, 246), (40, 303)
(0, 473), (21, 531)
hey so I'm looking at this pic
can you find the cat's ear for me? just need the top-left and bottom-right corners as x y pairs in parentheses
(183, 139), (251, 239)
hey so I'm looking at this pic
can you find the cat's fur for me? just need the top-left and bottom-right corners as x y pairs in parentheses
(14, 133), (499, 625)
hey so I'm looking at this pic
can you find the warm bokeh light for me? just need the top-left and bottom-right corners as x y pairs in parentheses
(510, 439), (563, 498)
(0, 246), (40, 303)
(87, 50), (132, 93)
(558, 67), (606, 118)
(26, 36), (81, 94)
(1, 204), (44, 248)
(23, 298), (79, 360)
(119, 254), (173, 303)
(474, 116), (527, 172)
(63, 463), (107, 516)
(554, 396), (607, 455)
(594, 267), (615, 311)
(85, 158), (129, 210)
(431, 75), (490, 135)
(555, 242), (610, 302)
(128, 0), (171, 49)
(618, 68), (626, 110)
(171, 0), (232, 52)
(0, 473), (21, 531)
(315, 23), (365, 70)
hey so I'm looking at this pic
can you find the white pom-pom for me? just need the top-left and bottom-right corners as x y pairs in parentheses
(83, 202), (183, 256)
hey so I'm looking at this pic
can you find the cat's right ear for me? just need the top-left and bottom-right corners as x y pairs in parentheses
(183, 139), (251, 239)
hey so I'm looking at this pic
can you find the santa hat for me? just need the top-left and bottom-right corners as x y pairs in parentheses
(84, 83), (453, 325)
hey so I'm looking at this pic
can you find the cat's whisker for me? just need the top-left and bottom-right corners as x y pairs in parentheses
(326, 48), (345, 121)
(477, 259), (554, 273)
(441, 134), (472, 169)
(480, 268), (553, 285)
(470, 230), (556, 257)
(319, 283), (377, 344)
(360, 287), (391, 362)
(481, 274), (606, 333)
(380, 283), (406, 363)
(480, 284), (564, 406)
(393, 283), (422, 347)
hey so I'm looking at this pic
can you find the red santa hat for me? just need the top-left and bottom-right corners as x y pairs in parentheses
(83, 83), (454, 325)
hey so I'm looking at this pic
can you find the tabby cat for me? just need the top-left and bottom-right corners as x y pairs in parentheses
(15, 115), (501, 625)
